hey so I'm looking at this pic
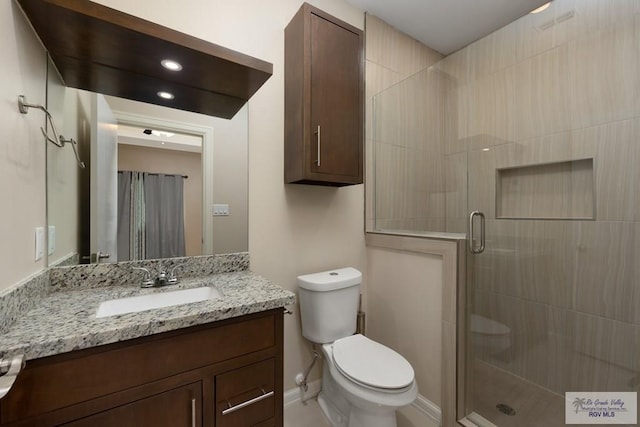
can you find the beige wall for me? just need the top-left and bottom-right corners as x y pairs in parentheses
(118, 144), (202, 257)
(0, 1), (47, 291)
(47, 64), (86, 265)
(367, 247), (442, 405)
(92, 0), (366, 390)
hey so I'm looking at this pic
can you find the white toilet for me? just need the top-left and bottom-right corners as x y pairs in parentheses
(297, 268), (418, 427)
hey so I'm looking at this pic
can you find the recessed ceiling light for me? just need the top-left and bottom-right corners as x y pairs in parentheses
(530, 2), (551, 14)
(161, 59), (183, 71)
(157, 91), (175, 100)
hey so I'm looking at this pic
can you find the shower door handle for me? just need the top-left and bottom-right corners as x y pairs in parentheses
(468, 211), (485, 254)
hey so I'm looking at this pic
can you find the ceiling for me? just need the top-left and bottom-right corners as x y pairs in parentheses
(345, 0), (550, 55)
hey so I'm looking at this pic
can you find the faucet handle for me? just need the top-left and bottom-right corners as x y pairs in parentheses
(167, 265), (180, 284)
(132, 267), (154, 287)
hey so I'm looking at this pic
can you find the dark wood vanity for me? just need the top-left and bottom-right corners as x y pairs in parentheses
(0, 309), (283, 426)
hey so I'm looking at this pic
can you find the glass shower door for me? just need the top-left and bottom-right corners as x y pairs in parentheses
(461, 1), (640, 424)
(464, 152), (585, 426)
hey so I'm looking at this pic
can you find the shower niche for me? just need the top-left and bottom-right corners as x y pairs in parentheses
(495, 158), (595, 220)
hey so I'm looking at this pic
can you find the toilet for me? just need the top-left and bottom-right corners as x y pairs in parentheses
(297, 268), (417, 427)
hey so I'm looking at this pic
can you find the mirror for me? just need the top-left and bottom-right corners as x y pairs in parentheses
(46, 57), (248, 266)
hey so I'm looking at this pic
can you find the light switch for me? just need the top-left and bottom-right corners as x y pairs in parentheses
(48, 225), (56, 255)
(35, 227), (45, 261)
(213, 204), (229, 216)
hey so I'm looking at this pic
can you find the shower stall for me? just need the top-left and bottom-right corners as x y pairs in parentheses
(371, 1), (640, 425)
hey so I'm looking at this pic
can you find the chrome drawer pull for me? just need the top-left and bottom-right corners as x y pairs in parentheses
(315, 125), (321, 167)
(191, 398), (196, 427)
(0, 354), (25, 400)
(221, 388), (274, 415)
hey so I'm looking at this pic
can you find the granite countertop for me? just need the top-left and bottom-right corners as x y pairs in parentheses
(0, 271), (296, 361)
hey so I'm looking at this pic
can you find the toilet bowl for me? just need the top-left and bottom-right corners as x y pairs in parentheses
(317, 334), (418, 427)
(297, 268), (418, 427)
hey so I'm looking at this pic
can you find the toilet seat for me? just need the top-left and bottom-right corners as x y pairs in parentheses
(332, 334), (414, 391)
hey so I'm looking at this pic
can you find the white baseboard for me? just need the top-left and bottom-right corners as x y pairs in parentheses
(284, 379), (322, 407)
(284, 380), (442, 426)
(409, 393), (442, 425)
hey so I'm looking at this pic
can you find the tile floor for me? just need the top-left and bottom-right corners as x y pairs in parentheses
(284, 399), (331, 427)
(283, 397), (439, 427)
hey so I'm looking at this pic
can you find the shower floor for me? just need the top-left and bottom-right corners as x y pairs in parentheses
(471, 360), (565, 426)
(470, 360), (637, 427)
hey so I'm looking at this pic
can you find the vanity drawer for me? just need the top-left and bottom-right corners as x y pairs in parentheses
(215, 358), (275, 427)
(0, 311), (276, 423)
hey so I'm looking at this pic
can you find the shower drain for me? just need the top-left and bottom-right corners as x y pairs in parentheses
(496, 403), (516, 416)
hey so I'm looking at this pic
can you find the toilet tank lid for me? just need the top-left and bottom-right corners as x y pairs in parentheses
(297, 267), (361, 291)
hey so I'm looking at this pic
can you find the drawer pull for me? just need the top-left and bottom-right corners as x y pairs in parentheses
(221, 388), (274, 415)
(0, 354), (25, 400)
(315, 125), (321, 167)
(191, 398), (196, 427)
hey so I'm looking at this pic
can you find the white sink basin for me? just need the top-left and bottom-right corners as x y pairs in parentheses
(96, 286), (222, 318)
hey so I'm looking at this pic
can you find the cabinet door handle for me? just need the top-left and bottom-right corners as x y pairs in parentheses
(0, 355), (25, 400)
(191, 398), (196, 427)
(315, 125), (321, 167)
(221, 388), (274, 415)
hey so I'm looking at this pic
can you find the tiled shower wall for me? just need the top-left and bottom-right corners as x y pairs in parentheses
(371, 0), (640, 399)
(364, 15), (443, 231)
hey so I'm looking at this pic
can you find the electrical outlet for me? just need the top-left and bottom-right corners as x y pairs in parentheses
(213, 204), (229, 216)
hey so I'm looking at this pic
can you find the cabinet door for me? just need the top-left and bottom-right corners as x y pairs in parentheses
(62, 382), (201, 427)
(310, 12), (362, 181)
(215, 359), (275, 427)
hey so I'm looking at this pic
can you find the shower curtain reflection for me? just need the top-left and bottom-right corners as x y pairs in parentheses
(117, 171), (186, 261)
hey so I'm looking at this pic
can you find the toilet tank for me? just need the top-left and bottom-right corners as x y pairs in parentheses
(297, 267), (361, 344)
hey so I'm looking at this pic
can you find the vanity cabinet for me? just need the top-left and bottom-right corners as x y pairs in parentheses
(0, 309), (283, 426)
(284, 3), (364, 186)
(62, 382), (203, 427)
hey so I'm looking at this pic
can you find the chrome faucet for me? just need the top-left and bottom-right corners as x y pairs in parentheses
(168, 265), (180, 285)
(132, 267), (155, 287)
(156, 270), (169, 286)
(132, 266), (180, 288)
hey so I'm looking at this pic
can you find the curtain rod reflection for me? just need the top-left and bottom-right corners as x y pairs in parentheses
(117, 170), (188, 179)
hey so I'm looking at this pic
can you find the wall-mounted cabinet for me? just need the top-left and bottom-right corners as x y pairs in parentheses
(285, 3), (364, 186)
